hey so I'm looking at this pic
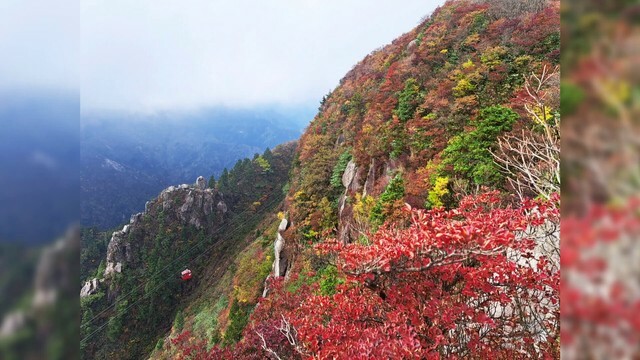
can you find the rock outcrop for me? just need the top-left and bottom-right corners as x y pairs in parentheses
(80, 278), (101, 298)
(104, 176), (227, 279)
(337, 160), (362, 244)
(273, 218), (289, 277)
(363, 158), (376, 197)
(196, 176), (206, 190)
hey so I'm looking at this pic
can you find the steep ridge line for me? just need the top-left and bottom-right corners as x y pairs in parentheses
(81, 194), (284, 342)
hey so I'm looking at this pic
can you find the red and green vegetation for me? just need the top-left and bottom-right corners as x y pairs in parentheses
(165, 0), (561, 359)
(84, 0), (562, 358)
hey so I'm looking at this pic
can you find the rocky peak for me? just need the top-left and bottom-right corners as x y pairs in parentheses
(104, 176), (227, 279)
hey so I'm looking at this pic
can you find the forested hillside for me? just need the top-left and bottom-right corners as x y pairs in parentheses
(80, 143), (296, 359)
(83, 0), (561, 358)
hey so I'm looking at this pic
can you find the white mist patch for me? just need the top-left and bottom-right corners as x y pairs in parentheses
(102, 158), (125, 172)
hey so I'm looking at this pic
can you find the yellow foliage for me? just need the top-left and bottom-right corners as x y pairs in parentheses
(440, 49), (449, 54)
(422, 113), (437, 121)
(480, 46), (508, 68)
(463, 33), (480, 47)
(294, 191), (307, 200)
(462, 59), (475, 69)
(531, 105), (554, 124)
(453, 78), (475, 97)
(514, 55), (533, 68)
(353, 193), (376, 223)
(232, 242), (273, 305)
(428, 176), (449, 208)
(277, 211), (285, 220)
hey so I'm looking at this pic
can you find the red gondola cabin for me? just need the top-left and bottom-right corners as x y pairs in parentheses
(181, 269), (192, 281)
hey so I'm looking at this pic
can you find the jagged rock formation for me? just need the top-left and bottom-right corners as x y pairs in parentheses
(80, 278), (101, 298)
(104, 177), (227, 279)
(195, 176), (206, 190)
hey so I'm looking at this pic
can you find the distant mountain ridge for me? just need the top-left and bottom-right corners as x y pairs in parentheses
(81, 106), (312, 229)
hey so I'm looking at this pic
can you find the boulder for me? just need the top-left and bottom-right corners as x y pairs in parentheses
(105, 262), (122, 275)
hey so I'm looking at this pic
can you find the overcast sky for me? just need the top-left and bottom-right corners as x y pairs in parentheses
(0, 0), (78, 92)
(2, 0), (442, 113)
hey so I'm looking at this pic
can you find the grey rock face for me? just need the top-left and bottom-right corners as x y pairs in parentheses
(80, 278), (101, 298)
(217, 201), (228, 214)
(274, 233), (285, 277)
(105, 229), (128, 277)
(363, 158), (376, 197)
(278, 218), (288, 233)
(130, 212), (143, 224)
(341, 160), (357, 189)
(33, 230), (79, 308)
(273, 216), (290, 278)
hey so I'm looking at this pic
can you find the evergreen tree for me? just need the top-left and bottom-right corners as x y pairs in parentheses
(262, 147), (273, 162)
(208, 175), (216, 189)
(218, 168), (230, 192)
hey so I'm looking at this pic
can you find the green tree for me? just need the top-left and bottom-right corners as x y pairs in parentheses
(218, 168), (230, 192)
(442, 106), (518, 186)
(395, 78), (423, 122)
(330, 151), (352, 189)
(223, 298), (251, 345)
(208, 175), (216, 189)
(95, 260), (106, 278)
(254, 156), (271, 173)
(371, 174), (405, 226)
(174, 310), (185, 332)
(262, 147), (273, 162)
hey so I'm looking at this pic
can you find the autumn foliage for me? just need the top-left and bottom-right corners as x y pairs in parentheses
(166, 0), (561, 358)
(171, 192), (559, 359)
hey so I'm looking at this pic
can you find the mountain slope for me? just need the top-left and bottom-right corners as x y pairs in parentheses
(80, 143), (296, 359)
(82, 0), (560, 358)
